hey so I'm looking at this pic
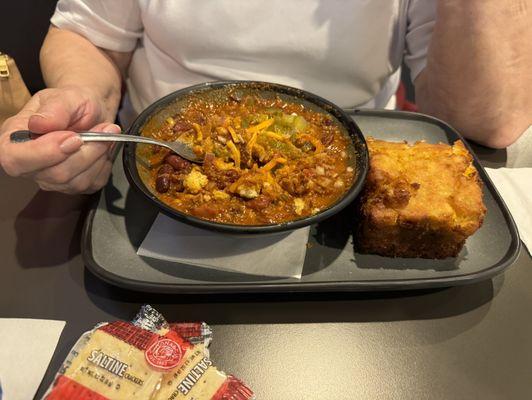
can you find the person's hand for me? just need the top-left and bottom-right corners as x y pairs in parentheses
(0, 86), (121, 194)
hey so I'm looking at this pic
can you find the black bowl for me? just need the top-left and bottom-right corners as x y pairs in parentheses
(123, 81), (369, 234)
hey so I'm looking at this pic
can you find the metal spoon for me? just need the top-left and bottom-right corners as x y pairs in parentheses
(9, 130), (202, 163)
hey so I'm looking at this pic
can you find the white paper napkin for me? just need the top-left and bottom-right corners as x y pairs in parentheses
(486, 168), (532, 255)
(0, 319), (65, 400)
(137, 213), (309, 278)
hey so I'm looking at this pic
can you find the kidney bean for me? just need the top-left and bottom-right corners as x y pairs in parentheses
(170, 174), (185, 192)
(155, 175), (170, 193)
(320, 130), (334, 146)
(224, 169), (240, 183)
(165, 154), (191, 172)
(172, 120), (193, 134)
(158, 163), (174, 175)
(214, 169), (241, 190)
(203, 153), (216, 178)
(247, 195), (271, 211)
(192, 204), (219, 219)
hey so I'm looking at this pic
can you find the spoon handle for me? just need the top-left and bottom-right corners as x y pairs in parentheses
(77, 132), (169, 148)
(10, 130), (167, 148)
(9, 129), (202, 163)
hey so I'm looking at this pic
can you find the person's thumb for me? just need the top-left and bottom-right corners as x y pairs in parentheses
(27, 90), (100, 134)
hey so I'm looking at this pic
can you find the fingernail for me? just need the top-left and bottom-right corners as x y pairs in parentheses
(60, 135), (83, 154)
(103, 123), (122, 134)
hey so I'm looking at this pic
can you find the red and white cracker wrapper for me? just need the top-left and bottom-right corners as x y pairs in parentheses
(42, 306), (253, 400)
(134, 305), (213, 351)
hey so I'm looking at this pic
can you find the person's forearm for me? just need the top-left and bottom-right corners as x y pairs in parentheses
(40, 26), (126, 122)
(415, 0), (531, 148)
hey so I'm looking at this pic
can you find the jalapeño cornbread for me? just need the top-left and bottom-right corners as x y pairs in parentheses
(356, 138), (486, 259)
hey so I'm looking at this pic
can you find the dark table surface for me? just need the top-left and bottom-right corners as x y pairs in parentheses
(0, 141), (531, 400)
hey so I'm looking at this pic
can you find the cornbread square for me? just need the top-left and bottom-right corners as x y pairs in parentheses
(356, 138), (486, 259)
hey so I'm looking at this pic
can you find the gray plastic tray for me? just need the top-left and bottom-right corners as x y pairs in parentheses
(82, 110), (520, 293)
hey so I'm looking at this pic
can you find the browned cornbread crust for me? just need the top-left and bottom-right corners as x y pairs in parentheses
(356, 138), (486, 259)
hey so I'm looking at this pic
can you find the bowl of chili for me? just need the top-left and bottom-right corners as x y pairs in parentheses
(123, 81), (368, 234)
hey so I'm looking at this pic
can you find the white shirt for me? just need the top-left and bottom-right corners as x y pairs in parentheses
(51, 0), (436, 126)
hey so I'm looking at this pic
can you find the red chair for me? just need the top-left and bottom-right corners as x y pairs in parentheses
(396, 81), (418, 112)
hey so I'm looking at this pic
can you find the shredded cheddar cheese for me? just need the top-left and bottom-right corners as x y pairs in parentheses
(247, 118), (274, 133)
(247, 131), (258, 154)
(228, 126), (240, 143)
(263, 131), (287, 141)
(226, 140), (241, 168)
(261, 157), (287, 172)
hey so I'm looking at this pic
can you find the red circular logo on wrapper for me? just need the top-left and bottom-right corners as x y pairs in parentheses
(145, 337), (183, 370)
